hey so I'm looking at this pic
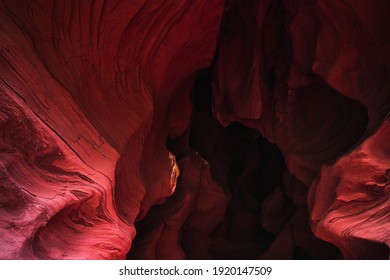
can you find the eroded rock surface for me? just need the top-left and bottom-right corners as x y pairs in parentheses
(0, 0), (389, 259)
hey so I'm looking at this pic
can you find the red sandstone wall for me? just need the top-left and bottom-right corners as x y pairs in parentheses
(0, 0), (389, 259)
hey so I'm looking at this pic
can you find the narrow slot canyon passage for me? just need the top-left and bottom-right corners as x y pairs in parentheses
(0, 0), (389, 260)
(128, 70), (341, 259)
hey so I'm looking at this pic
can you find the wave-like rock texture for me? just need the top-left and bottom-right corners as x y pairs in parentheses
(0, 0), (223, 259)
(213, 0), (390, 259)
(215, 0), (390, 184)
(0, 0), (389, 259)
(309, 117), (390, 259)
(0, 87), (130, 259)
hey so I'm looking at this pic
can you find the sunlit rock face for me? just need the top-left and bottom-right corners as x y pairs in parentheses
(0, 0), (389, 259)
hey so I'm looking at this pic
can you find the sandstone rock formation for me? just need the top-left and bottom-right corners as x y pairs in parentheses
(0, 0), (389, 259)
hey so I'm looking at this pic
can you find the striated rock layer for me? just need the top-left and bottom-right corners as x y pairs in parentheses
(0, 0), (389, 259)
(0, 0), (224, 259)
(309, 117), (390, 259)
(213, 0), (390, 259)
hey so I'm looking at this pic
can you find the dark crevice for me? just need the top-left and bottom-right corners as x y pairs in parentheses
(126, 0), (373, 259)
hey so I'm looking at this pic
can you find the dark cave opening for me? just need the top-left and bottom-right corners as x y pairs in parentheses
(128, 69), (340, 260)
(187, 69), (285, 259)
(1, 0), (390, 262)
(189, 69), (286, 196)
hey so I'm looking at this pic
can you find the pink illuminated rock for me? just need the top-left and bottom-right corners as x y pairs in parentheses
(0, 0), (224, 259)
(0, 0), (389, 260)
(309, 116), (390, 259)
(0, 89), (132, 259)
